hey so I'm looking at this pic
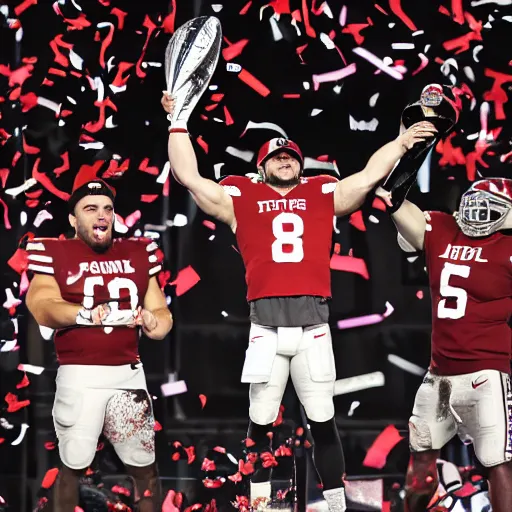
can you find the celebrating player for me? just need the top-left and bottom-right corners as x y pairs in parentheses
(162, 91), (436, 511)
(376, 178), (512, 512)
(25, 176), (173, 512)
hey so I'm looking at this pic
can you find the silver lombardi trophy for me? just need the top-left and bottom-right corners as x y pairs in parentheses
(165, 16), (222, 129)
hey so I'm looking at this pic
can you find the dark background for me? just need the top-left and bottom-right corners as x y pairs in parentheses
(0, 0), (511, 510)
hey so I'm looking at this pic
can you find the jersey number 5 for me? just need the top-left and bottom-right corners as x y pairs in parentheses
(437, 262), (470, 320)
(272, 212), (304, 263)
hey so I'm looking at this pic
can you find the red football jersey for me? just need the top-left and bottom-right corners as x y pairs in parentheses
(219, 175), (337, 301)
(26, 237), (162, 365)
(424, 212), (512, 375)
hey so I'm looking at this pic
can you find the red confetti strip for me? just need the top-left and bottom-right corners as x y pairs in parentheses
(213, 446), (226, 454)
(139, 157), (160, 175)
(0, 199), (12, 230)
(84, 98), (118, 133)
(32, 158), (71, 201)
(196, 136), (209, 154)
(374, 3), (388, 15)
(98, 23), (115, 69)
(443, 25), (482, 54)
(136, 16), (157, 78)
(283, 94), (300, 99)
(19, 92), (38, 112)
(261, 452), (278, 468)
(49, 35), (73, 68)
(172, 452), (180, 461)
(211, 93), (224, 102)
(388, 0), (417, 31)
(483, 68), (512, 120)
(14, 0), (37, 16)
(16, 373), (30, 389)
(349, 210), (366, 231)
(53, 152), (70, 177)
(44, 442), (56, 450)
(141, 194), (159, 203)
(184, 445), (196, 464)
(8, 248), (28, 274)
(162, 0), (177, 34)
(240, 1), (252, 14)
(111, 485), (131, 496)
(110, 7), (127, 30)
(301, 0), (317, 38)
(41, 468), (59, 489)
(372, 197), (386, 212)
(205, 103), (218, 112)
(244, 437), (255, 448)
(342, 24), (371, 45)
(170, 266), (200, 296)
(222, 39), (250, 61)
(439, 5), (451, 16)
(238, 69), (271, 97)
(451, 0), (464, 25)
(48, 67), (66, 77)
(199, 394), (207, 408)
(224, 105), (234, 126)
(112, 61), (134, 87)
(363, 424), (403, 469)
(330, 254), (369, 279)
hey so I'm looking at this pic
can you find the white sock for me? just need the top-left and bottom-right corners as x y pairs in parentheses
(323, 487), (347, 512)
(250, 481), (271, 509)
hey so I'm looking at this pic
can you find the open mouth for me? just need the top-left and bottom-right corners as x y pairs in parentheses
(93, 225), (108, 240)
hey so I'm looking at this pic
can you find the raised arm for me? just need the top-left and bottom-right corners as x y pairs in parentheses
(333, 121), (437, 217)
(376, 188), (427, 251)
(26, 274), (83, 329)
(163, 93), (235, 228)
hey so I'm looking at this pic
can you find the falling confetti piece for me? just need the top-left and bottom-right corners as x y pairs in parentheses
(170, 266), (201, 296)
(330, 254), (369, 279)
(41, 468), (59, 489)
(363, 425), (404, 469)
(199, 394), (207, 408)
(337, 302), (394, 329)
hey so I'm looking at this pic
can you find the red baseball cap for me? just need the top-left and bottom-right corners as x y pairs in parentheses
(257, 138), (303, 169)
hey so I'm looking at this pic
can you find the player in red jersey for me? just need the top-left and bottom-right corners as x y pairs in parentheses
(162, 92), (435, 511)
(377, 178), (512, 512)
(25, 176), (173, 512)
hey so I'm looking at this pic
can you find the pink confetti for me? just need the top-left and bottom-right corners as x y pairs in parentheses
(199, 394), (207, 408)
(339, 5), (347, 26)
(337, 302), (394, 330)
(170, 266), (201, 296)
(240, 1), (252, 14)
(363, 425), (404, 469)
(312, 63), (357, 91)
(330, 254), (369, 279)
(162, 490), (181, 512)
(411, 53), (429, 76)
(416, 291), (424, 299)
(352, 48), (403, 80)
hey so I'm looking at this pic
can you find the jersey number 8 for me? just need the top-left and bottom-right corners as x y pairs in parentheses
(272, 212), (304, 263)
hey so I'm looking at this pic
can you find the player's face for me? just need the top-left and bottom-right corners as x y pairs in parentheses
(264, 152), (301, 188)
(69, 196), (114, 252)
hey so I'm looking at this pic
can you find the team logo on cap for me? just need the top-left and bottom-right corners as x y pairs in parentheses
(276, 138), (289, 147)
(420, 84), (443, 108)
(88, 182), (102, 189)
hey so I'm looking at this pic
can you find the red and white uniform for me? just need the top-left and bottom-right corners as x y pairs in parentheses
(26, 236), (162, 365)
(425, 212), (511, 376)
(409, 212), (512, 467)
(26, 236), (162, 470)
(220, 175), (337, 301)
(220, 175), (339, 425)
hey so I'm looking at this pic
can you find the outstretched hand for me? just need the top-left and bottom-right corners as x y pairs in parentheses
(397, 121), (438, 152)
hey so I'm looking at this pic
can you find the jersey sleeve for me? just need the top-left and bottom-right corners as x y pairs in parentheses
(144, 239), (164, 277)
(219, 175), (248, 197)
(25, 238), (56, 276)
(424, 211), (453, 258)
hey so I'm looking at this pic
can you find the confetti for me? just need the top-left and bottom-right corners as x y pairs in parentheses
(363, 425), (404, 469)
(330, 254), (369, 279)
(334, 371), (385, 395)
(388, 354), (426, 376)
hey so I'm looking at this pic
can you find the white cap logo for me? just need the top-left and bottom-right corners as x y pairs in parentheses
(88, 182), (102, 189)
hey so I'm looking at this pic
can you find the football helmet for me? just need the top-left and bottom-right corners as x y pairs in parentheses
(456, 178), (512, 237)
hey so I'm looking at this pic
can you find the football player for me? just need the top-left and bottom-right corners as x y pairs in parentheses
(376, 178), (512, 512)
(162, 91), (436, 512)
(25, 176), (173, 512)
